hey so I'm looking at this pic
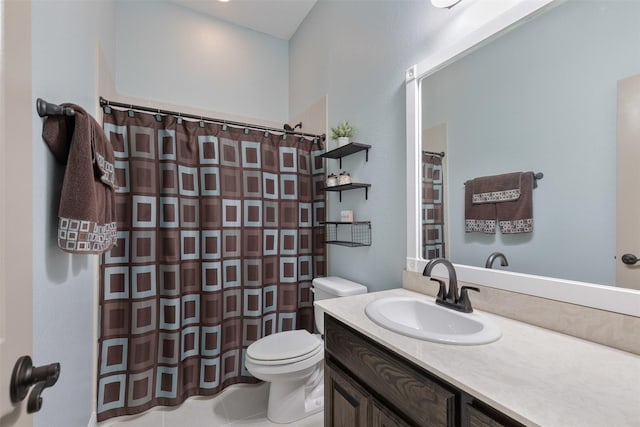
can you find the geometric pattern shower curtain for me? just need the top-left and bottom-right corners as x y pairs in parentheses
(421, 152), (445, 259)
(96, 108), (325, 421)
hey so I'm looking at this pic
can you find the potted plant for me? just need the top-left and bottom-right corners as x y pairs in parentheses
(330, 121), (355, 147)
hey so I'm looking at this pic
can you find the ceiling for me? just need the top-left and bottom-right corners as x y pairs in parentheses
(170, 0), (318, 40)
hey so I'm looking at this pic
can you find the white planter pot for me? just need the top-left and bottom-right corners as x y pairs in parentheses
(337, 137), (350, 147)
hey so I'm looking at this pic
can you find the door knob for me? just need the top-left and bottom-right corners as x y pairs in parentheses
(10, 355), (60, 413)
(621, 253), (640, 265)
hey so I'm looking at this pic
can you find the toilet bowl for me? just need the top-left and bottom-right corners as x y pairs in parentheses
(244, 276), (367, 424)
(245, 330), (325, 423)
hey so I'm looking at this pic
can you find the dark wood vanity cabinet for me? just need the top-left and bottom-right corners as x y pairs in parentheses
(324, 315), (525, 427)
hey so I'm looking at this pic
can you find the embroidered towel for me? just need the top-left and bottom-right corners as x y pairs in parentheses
(496, 172), (536, 233)
(470, 171), (522, 204)
(42, 103), (118, 253)
(465, 171), (536, 234)
(465, 182), (498, 233)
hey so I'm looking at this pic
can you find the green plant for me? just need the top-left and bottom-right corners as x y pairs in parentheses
(330, 121), (355, 140)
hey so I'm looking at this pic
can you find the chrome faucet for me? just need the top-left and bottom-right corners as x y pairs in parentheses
(485, 252), (509, 269)
(422, 258), (479, 313)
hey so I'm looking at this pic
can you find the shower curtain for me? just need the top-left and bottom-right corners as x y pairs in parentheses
(422, 152), (445, 259)
(96, 108), (325, 421)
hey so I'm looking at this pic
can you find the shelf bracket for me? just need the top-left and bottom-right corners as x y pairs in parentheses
(338, 188), (368, 202)
(338, 148), (369, 168)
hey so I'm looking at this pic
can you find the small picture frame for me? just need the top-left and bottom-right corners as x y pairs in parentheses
(340, 210), (354, 222)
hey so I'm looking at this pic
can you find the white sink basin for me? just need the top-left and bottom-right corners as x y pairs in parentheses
(365, 296), (502, 345)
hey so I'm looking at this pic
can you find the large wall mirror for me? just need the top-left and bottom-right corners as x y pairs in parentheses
(406, 0), (640, 316)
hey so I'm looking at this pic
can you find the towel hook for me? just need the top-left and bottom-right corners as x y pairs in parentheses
(36, 98), (75, 117)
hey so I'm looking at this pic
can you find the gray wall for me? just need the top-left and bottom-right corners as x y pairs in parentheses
(289, 0), (475, 292)
(31, 2), (116, 426)
(422, 1), (640, 285)
(116, 1), (290, 123)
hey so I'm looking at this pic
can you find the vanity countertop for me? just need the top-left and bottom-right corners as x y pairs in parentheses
(315, 288), (640, 427)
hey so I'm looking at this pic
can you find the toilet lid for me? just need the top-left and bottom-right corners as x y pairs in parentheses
(246, 330), (321, 361)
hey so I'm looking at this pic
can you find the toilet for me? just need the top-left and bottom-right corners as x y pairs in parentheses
(244, 276), (367, 424)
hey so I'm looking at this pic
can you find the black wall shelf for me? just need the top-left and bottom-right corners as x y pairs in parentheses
(322, 183), (371, 202)
(322, 221), (372, 247)
(320, 142), (371, 168)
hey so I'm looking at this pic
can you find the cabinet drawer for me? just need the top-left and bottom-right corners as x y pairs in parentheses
(468, 406), (506, 427)
(466, 404), (525, 427)
(325, 315), (456, 427)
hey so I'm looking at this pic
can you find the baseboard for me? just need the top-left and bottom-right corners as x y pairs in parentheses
(87, 411), (97, 427)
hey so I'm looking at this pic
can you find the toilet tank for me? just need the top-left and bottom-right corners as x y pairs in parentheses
(312, 276), (367, 334)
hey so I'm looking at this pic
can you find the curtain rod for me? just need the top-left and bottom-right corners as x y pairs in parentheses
(100, 96), (325, 142)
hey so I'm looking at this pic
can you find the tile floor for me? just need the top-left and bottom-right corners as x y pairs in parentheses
(99, 382), (324, 427)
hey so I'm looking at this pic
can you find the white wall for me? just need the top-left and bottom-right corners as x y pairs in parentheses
(115, 1), (290, 124)
(289, 0), (504, 292)
(31, 1), (116, 426)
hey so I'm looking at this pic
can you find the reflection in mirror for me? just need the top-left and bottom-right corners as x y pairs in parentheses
(421, 133), (446, 260)
(420, 0), (640, 287)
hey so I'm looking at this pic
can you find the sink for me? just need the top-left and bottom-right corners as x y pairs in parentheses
(365, 296), (502, 345)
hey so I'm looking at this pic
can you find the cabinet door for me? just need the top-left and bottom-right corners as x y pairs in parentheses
(325, 361), (370, 427)
(372, 401), (412, 427)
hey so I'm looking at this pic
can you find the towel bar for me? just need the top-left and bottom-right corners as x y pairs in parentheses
(464, 172), (543, 186)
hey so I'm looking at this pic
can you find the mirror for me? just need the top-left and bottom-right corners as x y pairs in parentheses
(405, 0), (640, 317)
(419, 0), (640, 287)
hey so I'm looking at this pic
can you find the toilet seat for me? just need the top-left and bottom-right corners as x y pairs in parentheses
(246, 330), (322, 366)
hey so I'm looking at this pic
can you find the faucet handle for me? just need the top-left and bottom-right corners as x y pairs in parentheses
(458, 286), (480, 313)
(429, 278), (447, 301)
